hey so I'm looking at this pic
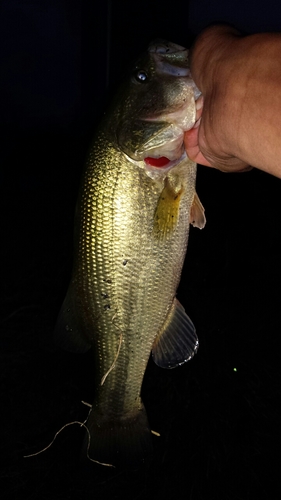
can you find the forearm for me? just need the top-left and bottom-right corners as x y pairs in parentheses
(188, 25), (281, 177)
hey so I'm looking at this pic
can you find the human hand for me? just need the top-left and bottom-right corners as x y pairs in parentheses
(184, 25), (250, 172)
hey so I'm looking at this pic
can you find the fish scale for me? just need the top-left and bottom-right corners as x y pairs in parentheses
(76, 133), (195, 431)
(54, 40), (205, 465)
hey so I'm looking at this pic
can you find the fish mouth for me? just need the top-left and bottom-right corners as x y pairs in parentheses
(143, 151), (187, 178)
(125, 147), (187, 180)
(142, 132), (185, 166)
(144, 101), (197, 133)
(147, 39), (201, 100)
(124, 116), (189, 179)
(148, 39), (187, 54)
(148, 40), (191, 78)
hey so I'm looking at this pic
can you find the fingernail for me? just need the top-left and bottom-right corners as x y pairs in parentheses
(194, 117), (201, 129)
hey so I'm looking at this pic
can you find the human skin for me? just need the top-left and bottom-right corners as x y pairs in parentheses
(184, 25), (281, 178)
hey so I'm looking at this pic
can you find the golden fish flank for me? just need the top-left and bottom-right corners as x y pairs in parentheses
(54, 39), (206, 466)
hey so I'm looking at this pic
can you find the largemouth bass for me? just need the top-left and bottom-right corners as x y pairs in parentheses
(55, 40), (206, 466)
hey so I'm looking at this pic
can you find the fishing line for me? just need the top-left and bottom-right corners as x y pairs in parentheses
(100, 332), (123, 386)
(23, 401), (115, 468)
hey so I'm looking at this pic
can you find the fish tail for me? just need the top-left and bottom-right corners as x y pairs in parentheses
(81, 403), (153, 467)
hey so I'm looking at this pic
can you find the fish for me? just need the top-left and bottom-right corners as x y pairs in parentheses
(54, 39), (206, 466)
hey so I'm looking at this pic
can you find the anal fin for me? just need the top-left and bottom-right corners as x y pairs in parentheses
(152, 298), (199, 369)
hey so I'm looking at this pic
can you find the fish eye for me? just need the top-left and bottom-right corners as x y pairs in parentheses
(134, 70), (148, 83)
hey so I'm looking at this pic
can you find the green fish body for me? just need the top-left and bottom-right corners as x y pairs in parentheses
(55, 40), (205, 466)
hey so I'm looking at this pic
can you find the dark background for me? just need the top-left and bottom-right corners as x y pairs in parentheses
(1, 1), (281, 499)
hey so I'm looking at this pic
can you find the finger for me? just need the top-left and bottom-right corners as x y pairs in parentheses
(184, 126), (212, 167)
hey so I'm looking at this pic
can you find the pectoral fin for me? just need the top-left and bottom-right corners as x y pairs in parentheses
(154, 178), (184, 240)
(54, 286), (91, 353)
(152, 298), (199, 369)
(190, 192), (206, 229)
